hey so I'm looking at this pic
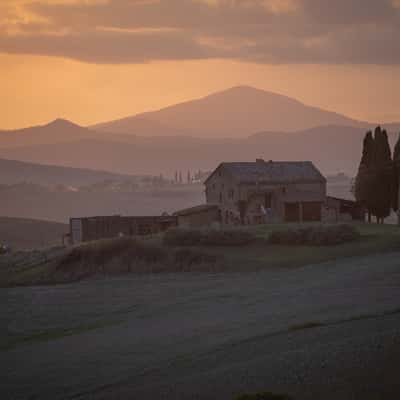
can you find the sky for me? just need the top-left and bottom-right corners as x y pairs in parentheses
(1, 0), (400, 130)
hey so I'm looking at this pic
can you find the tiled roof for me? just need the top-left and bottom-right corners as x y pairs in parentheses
(210, 160), (325, 184)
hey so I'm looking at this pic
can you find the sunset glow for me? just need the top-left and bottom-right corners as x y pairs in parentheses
(1, 0), (400, 129)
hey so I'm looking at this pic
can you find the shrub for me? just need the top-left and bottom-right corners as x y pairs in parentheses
(164, 228), (256, 247)
(163, 228), (204, 246)
(269, 224), (360, 246)
(200, 229), (256, 246)
(173, 248), (217, 269)
(53, 236), (221, 281)
(58, 237), (167, 272)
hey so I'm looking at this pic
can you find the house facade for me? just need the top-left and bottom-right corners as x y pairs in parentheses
(205, 159), (326, 225)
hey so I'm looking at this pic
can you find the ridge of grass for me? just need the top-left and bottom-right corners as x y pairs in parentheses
(2, 222), (400, 287)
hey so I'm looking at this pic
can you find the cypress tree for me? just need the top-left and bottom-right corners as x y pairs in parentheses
(371, 127), (392, 223)
(361, 130), (374, 167)
(392, 133), (400, 213)
(355, 130), (375, 221)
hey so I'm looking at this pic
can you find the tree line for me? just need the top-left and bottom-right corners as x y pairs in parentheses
(355, 126), (400, 223)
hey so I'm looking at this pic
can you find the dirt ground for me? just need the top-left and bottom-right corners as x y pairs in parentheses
(1, 251), (400, 399)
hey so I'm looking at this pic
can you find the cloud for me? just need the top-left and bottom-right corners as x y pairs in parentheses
(0, 0), (399, 64)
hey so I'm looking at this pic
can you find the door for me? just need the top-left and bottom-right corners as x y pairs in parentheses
(302, 202), (322, 221)
(285, 202), (300, 222)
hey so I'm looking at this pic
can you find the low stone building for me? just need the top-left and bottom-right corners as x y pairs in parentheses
(324, 196), (365, 222)
(69, 215), (177, 244)
(204, 159), (327, 225)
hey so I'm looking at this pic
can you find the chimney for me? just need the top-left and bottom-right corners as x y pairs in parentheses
(256, 158), (265, 163)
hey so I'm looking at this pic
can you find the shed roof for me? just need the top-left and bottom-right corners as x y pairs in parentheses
(173, 204), (219, 217)
(205, 160), (325, 184)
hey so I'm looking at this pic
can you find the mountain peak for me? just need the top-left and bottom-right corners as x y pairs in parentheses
(93, 86), (365, 137)
(47, 118), (79, 129)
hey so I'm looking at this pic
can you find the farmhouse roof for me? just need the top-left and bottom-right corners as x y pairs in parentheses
(205, 160), (325, 184)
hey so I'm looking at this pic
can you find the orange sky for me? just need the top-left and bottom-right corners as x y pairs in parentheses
(1, 0), (400, 129)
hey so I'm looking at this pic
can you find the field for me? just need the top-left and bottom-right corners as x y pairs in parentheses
(1, 250), (400, 399)
(1, 222), (400, 288)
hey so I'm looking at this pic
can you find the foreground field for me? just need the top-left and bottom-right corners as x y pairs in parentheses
(1, 222), (400, 287)
(1, 251), (400, 399)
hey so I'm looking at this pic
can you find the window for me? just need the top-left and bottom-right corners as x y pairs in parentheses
(219, 192), (223, 203)
(265, 193), (272, 208)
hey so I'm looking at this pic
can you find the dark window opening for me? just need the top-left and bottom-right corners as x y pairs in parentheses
(265, 194), (272, 209)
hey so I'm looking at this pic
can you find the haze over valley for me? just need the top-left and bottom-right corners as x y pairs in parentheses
(1, 87), (399, 180)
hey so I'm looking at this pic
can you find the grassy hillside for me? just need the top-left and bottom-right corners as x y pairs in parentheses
(2, 222), (400, 288)
(0, 217), (67, 250)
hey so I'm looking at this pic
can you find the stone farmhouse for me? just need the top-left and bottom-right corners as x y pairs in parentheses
(204, 159), (326, 225)
(67, 159), (364, 244)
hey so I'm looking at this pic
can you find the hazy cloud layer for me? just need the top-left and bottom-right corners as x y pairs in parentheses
(0, 0), (399, 64)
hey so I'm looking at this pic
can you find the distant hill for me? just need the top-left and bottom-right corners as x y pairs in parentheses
(92, 86), (366, 137)
(0, 119), (97, 148)
(0, 158), (138, 186)
(0, 217), (67, 249)
(92, 116), (186, 136)
(2, 125), (398, 176)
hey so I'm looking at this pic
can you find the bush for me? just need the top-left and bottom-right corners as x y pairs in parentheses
(269, 224), (360, 246)
(163, 228), (204, 246)
(53, 236), (221, 281)
(58, 237), (168, 272)
(173, 248), (217, 269)
(164, 228), (256, 247)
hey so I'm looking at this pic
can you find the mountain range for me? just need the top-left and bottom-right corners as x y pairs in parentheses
(0, 158), (138, 186)
(1, 86), (399, 176)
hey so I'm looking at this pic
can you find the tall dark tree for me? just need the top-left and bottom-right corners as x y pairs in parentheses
(371, 127), (393, 223)
(355, 130), (374, 222)
(361, 130), (374, 167)
(355, 127), (395, 223)
(392, 133), (400, 214)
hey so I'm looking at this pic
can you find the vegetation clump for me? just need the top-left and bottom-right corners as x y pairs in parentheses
(164, 227), (256, 246)
(268, 224), (360, 246)
(53, 236), (220, 282)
